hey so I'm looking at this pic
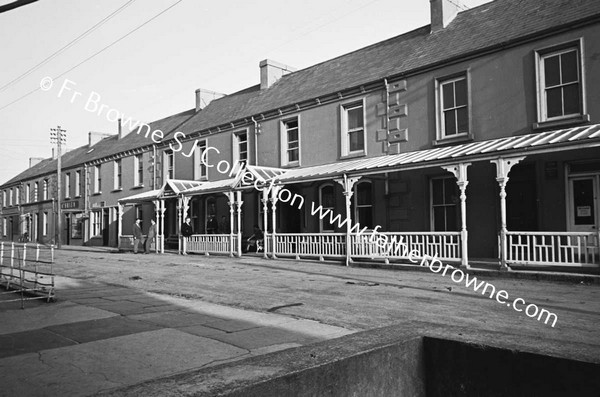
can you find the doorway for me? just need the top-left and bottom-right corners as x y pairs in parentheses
(568, 175), (599, 232)
(102, 209), (110, 246)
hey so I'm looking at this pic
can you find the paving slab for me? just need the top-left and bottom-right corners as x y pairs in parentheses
(129, 310), (225, 328)
(0, 329), (248, 397)
(0, 328), (76, 358)
(45, 316), (162, 344)
(208, 326), (325, 350)
(176, 324), (228, 338)
(0, 302), (117, 335)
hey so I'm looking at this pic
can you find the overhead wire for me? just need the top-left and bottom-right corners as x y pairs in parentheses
(0, 0), (184, 113)
(0, 0), (136, 93)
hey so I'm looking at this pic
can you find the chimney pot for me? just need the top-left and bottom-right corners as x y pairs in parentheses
(29, 157), (44, 168)
(88, 131), (114, 148)
(260, 59), (296, 90)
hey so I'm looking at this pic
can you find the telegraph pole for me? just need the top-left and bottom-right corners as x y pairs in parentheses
(50, 126), (66, 248)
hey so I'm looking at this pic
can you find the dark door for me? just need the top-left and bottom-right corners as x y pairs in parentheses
(102, 209), (109, 246)
(65, 215), (71, 245)
(506, 163), (538, 231)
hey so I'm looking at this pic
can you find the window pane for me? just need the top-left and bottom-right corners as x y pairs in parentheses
(322, 186), (334, 208)
(545, 87), (562, 118)
(446, 206), (457, 231)
(562, 83), (580, 115)
(288, 148), (299, 162)
(358, 208), (373, 229)
(356, 183), (371, 205)
(285, 119), (298, 130)
(349, 130), (364, 151)
(444, 178), (456, 204)
(433, 207), (445, 231)
(442, 82), (455, 109)
(240, 142), (247, 152)
(432, 179), (443, 205)
(288, 129), (298, 142)
(444, 110), (457, 135)
(544, 55), (560, 87)
(456, 107), (469, 133)
(454, 79), (467, 106)
(573, 179), (594, 225)
(561, 50), (578, 84)
(347, 106), (363, 130)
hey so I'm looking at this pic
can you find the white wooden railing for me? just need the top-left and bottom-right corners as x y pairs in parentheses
(268, 232), (462, 263)
(186, 234), (237, 256)
(350, 232), (461, 263)
(273, 233), (346, 259)
(506, 231), (600, 267)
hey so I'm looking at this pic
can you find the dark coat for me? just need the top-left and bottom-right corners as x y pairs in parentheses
(147, 224), (157, 238)
(133, 223), (143, 239)
(181, 222), (193, 237)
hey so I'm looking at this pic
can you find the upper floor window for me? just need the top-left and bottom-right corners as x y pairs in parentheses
(431, 176), (458, 232)
(34, 182), (38, 201)
(94, 165), (101, 193)
(75, 171), (81, 197)
(2, 191), (5, 207)
(43, 179), (48, 200)
(134, 154), (143, 186)
(193, 140), (208, 180)
(233, 131), (248, 164)
(341, 100), (366, 157)
(281, 117), (300, 166)
(537, 42), (584, 123)
(164, 151), (174, 180)
(25, 184), (30, 203)
(353, 181), (373, 229)
(14, 187), (19, 205)
(438, 74), (469, 139)
(65, 173), (70, 198)
(8, 188), (13, 206)
(114, 159), (122, 190)
(319, 184), (335, 232)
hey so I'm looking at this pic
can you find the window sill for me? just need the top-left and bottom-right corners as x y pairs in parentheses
(74, 195), (81, 199)
(194, 177), (208, 182)
(340, 151), (366, 160)
(131, 185), (145, 190)
(433, 133), (474, 147)
(92, 192), (102, 196)
(281, 162), (300, 168)
(533, 114), (590, 130)
(111, 188), (123, 193)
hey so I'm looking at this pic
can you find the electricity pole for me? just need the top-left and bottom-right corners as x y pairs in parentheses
(50, 126), (66, 248)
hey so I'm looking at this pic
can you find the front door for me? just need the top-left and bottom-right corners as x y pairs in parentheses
(568, 176), (599, 232)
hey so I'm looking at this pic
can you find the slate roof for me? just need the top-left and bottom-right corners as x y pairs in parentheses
(1, 108), (195, 187)
(177, 0), (600, 135)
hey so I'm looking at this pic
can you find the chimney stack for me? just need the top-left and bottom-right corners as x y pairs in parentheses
(195, 88), (226, 111)
(88, 131), (114, 148)
(118, 118), (123, 139)
(29, 157), (44, 168)
(259, 59), (296, 90)
(430, 0), (460, 33)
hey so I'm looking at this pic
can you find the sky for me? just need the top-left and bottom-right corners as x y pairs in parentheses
(0, 0), (491, 184)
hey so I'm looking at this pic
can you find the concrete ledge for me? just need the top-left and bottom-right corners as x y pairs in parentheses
(100, 322), (600, 396)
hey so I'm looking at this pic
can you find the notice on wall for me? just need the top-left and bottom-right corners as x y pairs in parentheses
(576, 206), (591, 217)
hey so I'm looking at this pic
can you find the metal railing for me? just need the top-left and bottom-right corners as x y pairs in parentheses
(0, 242), (55, 308)
(273, 233), (346, 259)
(506, 231), (600, 267)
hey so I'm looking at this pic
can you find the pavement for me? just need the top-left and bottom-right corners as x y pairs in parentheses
(0, 275), (353, 397)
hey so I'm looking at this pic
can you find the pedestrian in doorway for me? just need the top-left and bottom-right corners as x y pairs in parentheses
(245, 224), (264, 253)
(206, 215), (218, 234)
(132, 218), (143, 254)
(145, 219), (157, 254)
(181, 216), (193, 255)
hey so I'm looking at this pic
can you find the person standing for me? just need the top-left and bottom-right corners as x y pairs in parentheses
(145, 219), (157, 254)
(218, 215), (230, 234)
(132, 218), (143, 254)
(181, 216), (193, 254)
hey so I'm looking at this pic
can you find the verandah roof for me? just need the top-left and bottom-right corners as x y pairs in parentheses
(275, 124), (600, 184)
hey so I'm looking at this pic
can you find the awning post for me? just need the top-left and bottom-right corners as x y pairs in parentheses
(336, 175), (360, 266)
(159, 199), (165, 253)
(270, 185), (282, 259)
(235, 191), (243, 257)
(225, 191), (235, 257)
(117, 203), (124, 250)
(442, 163), (471, 268)
(491, 156), (525, 271)
(261, 188), (269, 259)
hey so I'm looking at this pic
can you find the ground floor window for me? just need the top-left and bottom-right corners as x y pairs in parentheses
(431, 176), (458, 232)
(91, 210), (102, 237)
(353, 181), (373, 229)
(42, 212), (48, 236)
(319, 184), (335, 232)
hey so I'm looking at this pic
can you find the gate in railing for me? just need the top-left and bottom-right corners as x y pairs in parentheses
(506, 231), (600, 267)
(186, 234), (236, 256)
(0, 242), (55, 308)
